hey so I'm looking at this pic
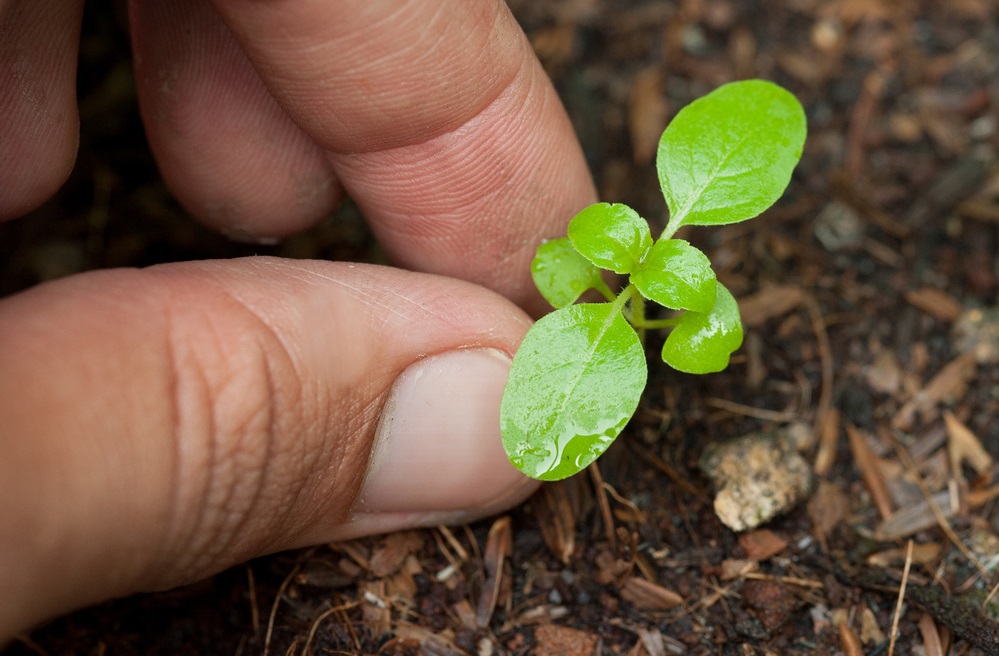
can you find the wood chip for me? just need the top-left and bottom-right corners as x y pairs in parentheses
(739, 529), (788, 561)
(919, 613), (947, 656)
(619, 576), (684, 610)
(720, 559), (758, 581)
(867, 542), (943, 568)
(451, 599), (477, 631)
(846, 425), (894, 520)
(635, 627), (668, 656)
(859, 606), (887, 644)
(836, 617), (865, 656)
(904, 287), (964, 322)
(390, 620), (465, 655)
(873, 489), (957, 541)
(535, 480), (581, 564)
(813, 408), (842, 476)
(808, 479), (850, 541)
(944, 411), (994, 479)
(892, 351), (977, 430)
(534, 624), (599, 656)
(476, 516), (512, 628)
(739, 285), (805, 327)
(360, 580), (391, 638)
(369, 531), (424, 577)
(866, 350), (903, 395)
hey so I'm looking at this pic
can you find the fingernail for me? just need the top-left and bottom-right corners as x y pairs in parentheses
(358, 348), (531, 519)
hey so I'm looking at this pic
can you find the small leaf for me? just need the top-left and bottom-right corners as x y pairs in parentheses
(631, 239), (716, 312)
(501, 303), (646, 481)
(531, 238), (603, 308)
(567, 202), (652, 274)
(658, 79), (806, 235)
(662, 283), (743, 374)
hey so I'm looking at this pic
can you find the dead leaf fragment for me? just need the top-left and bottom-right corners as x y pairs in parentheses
(846, 425), (894, 519)
(720, 559), (758, 581)
(476, 516), (512, 628)
(867, 542), (943, 568)
(874, 489), (958, 541)
(837, 620), (864, 656)
(919, 613), (947, 656)
(739, 529), (788, 562)
(390, 620), (464, 654)
(905, 287), (963, 322)
(535, 480), (579, 564)
(945, 411), (994, 479)
(892, 351), (977, 430)
(635, 627), (668, 656)
(808, 479), (850, 539)
(813, 408), (842, 476)
(619, 576), (683, 610)
(739, 285), (805, 328)
(859, 606), (886, 644)
(866, 350), (902, 395)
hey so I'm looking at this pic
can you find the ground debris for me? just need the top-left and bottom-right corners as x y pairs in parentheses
(892, 351), (977, 431)
(818, 558), (999, 656)
(533, 624), (599, 656)
(11, 1), (999, 654)
(953, 307), (999, 363)
(700, 428), (813, 531)
(618, 576), (683, 611)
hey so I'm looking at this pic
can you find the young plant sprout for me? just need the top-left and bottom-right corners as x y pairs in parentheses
(500, 79), (807, 481)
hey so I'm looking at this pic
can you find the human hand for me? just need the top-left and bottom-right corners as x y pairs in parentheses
(0, 0), (595, 641)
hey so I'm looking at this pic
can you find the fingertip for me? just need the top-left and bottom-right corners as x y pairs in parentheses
(0, 0), (83, 221)
(129, 0), (343, 240)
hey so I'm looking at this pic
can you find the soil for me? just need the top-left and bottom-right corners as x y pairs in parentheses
(4, 1), (999, 654)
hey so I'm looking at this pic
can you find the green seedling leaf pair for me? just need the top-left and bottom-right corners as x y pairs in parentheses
(502, 79), (807, 481)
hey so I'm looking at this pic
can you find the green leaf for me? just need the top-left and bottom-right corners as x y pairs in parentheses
(631, 239), (716, 312)
(662, 283), (743, 374)
(567, 202), (652, 274)
(658, 79), (806, 235)
(531, 238), (604, 308)
(501, 303), (646, 481)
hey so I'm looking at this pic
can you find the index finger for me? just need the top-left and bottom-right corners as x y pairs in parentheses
(209, 0), (596, 313)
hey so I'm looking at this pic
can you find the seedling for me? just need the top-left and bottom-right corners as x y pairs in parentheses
(500, 79), (807, 481)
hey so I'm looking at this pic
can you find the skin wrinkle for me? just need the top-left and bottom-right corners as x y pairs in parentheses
(159, 304), (219, 586)
(148, 262), (388, 561)
(152, 279), (313, 584)
(158, 302), (187, 588)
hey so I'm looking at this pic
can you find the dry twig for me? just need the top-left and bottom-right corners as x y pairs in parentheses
(888, 540), (914, 656)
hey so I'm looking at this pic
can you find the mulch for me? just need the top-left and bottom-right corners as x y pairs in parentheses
(4, 0), (999, 654)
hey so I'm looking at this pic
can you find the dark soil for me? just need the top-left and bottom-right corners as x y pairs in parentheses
(4, 1), (999, 654)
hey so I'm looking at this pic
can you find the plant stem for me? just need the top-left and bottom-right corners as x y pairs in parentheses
(632, 316), (681, 330)
(594, 277), (616, 303)
(610, 284), (637, 319)
(631, 292), (646, 343)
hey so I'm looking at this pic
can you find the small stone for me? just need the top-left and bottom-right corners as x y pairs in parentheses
(700, 429), (813, 531)
(953, 307), (999, 363)
(814, 200), (864, 251)
(742, 579), (801, 631)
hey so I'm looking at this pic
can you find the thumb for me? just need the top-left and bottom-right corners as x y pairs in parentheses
(0, 257), (536, 639)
